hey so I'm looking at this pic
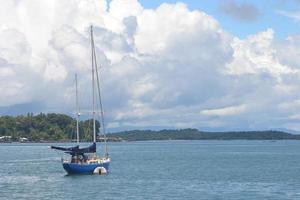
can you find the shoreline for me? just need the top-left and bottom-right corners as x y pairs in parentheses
(2, 138), (300, 144)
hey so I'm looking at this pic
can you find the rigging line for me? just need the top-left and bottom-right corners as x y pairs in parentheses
(95, 93), (106, 154)
(92, 33), (108, 157)
(95, 91), (107, 155)
(91, 25), (96, 144)
(75, 74), (80, 144)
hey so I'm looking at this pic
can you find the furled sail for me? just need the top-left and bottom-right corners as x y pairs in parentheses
(51, 143), (96, 155)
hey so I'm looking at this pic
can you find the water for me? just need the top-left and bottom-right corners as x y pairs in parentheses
(1, 140), (300, 199)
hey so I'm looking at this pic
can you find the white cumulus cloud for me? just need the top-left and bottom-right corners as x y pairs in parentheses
(0, 0), (300, 131)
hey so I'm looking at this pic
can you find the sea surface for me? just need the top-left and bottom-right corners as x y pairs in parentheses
(1, 140), (300, 199)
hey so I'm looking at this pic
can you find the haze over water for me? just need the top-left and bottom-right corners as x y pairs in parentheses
(1, 140), (300, 199)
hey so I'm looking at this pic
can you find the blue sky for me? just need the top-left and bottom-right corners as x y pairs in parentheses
(139, 0), (300, 39)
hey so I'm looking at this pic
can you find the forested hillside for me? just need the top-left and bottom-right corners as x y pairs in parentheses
(0, 114), (299, 142)
(0, 113), (99, 141)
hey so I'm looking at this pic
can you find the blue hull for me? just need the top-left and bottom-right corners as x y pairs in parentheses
(62, 162), (110, 174)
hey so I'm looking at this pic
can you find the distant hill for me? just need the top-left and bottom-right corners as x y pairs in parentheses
(0, 113), (300, 142)
(108, 129), (300, 141)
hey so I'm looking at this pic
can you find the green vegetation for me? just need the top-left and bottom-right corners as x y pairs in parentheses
(108, 129), (300, 141)
(1, 114), (300, 142)
(0, 113), (99, 142)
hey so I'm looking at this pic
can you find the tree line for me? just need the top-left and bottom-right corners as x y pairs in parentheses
(108, 129), (300, 141)
(1, 113), (299, 142)
(0, 113), (99, 141)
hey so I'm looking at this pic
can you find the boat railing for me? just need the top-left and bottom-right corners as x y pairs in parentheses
(61, 154), (110, 164)
(61, 157), (70, 163)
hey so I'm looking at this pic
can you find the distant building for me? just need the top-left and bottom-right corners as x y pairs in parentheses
(97, 136), (123, 142)
(0, 136), (12, 142)
(19, 137), (29, 142)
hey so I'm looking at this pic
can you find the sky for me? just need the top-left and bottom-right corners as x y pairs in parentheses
(0, 0), (300, 132)
(139, 0), (300, 39)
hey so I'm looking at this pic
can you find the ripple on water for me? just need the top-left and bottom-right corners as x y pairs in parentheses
(1, 141), (300, 200)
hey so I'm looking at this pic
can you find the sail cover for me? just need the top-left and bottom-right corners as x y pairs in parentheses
(51, 143), (96, 155)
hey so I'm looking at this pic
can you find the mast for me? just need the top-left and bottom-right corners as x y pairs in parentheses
(91, 25), (96, 144)
(75, 74), (80, 144)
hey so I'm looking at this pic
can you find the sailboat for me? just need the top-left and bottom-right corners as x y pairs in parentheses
(51, 26), (110, 175)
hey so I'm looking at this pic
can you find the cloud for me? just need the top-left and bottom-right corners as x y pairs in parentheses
(275, 35), (300, 69)
(225, 29), (297, 77)
(0, 0), (300, 131)
(219, 0), (261, 22)
(277, 0), (300, 22)
(278, 10), (300, 22)
(200, 105), (247, 116)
